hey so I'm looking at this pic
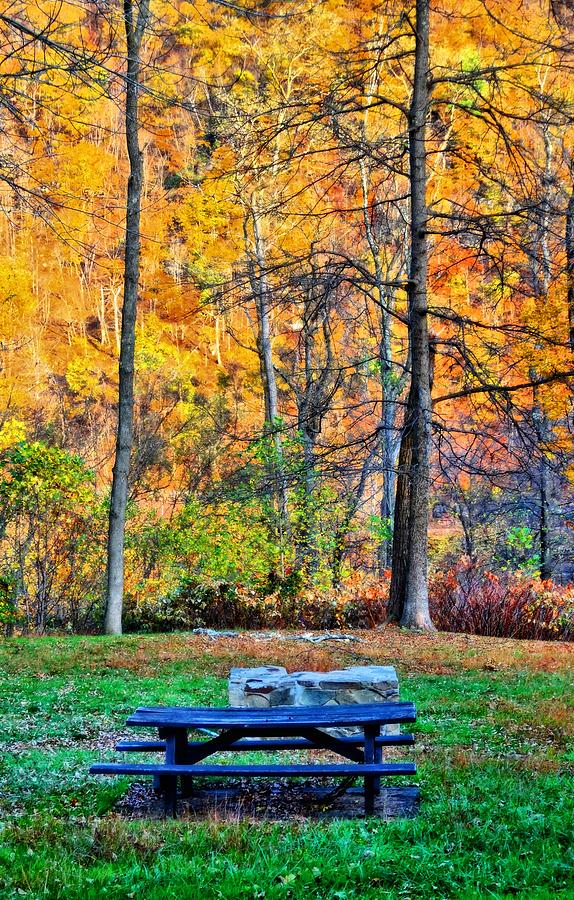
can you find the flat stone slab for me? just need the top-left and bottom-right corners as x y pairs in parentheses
(229, 666), (295, 708)
(228, 665), (400, 736)
(293, 666), (398, 700)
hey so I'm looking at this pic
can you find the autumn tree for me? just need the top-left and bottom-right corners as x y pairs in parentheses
(104, 0), (150, 635)
(386, 0), (434, 628)
(3, 0), (574, 634)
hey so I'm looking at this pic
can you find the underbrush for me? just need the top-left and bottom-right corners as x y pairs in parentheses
(430, 560), (574, 641)
(122, 572), (389, 634)
(122, 562), (574, 642)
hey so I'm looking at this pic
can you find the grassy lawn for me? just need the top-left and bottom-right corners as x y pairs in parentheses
(0, 630), (573, 899)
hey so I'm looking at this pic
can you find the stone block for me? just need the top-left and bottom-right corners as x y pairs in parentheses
(228, 666), (295, 708)
(228, 664), (399, 735)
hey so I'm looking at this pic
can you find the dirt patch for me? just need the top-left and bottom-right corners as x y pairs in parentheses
(166, 630), (574, 677)
(114, 779), (420, 822)
(533, 699), (574, 737)
(6, 731), (130, 753)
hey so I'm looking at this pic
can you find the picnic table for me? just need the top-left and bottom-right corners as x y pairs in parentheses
(90, 701), (417, 817)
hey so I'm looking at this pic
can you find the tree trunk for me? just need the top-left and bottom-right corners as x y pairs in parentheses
(388, 0), (434, 629)
(539, 461), (551, 580)
(358, 161), (403, 574)
(378, 361), (400, 573)
(245, 207), (290, 550)
(532, 397), (552, 581)
(531, 125), (553, 582)
(104, 0), (149, 635)
(249, 211), (280, 428)
(566, 180), (574, 352)
(291, 279), (338, 576)
(456, 497), (475, 561)
(296, 424), (319, 574)
(388, 421), (413, 620)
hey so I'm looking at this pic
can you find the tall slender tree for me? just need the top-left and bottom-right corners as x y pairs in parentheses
(388, 0), (434, 628)
(104, 0), (150, 635)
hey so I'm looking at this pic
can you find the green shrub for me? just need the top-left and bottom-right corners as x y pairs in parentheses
(0, 440), (105, 633)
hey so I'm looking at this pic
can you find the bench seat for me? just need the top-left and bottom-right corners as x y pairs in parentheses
(91, 761), (416, 777)
(90, 760), (416, 817)
(115, 734), (416, 753)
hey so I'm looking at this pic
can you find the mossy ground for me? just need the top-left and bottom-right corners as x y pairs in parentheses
(1, 630), (573, 899)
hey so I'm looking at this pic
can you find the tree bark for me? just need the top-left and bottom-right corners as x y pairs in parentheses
(531, 125), (553, 582)
(539, 459), (551, 580)
(566, 180), (574, 352)
(244, 206), (290, 553)
(358, 160), (403, 573)
(388, 420), (413, 620)
(378, 342), (401, 572)
(388, 0), (434, 629)
(104, 0), (149, 635)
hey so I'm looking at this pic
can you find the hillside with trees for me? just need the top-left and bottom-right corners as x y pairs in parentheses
(1, 0), (574, 638)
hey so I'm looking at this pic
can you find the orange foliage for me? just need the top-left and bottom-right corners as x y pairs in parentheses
(0, 0), (574, 596)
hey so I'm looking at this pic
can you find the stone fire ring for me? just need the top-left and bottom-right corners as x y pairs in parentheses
(228, 665), (400, 737)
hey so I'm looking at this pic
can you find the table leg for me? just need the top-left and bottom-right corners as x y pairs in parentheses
(176, 731), (195, 798)
(373, 725), (382, 796)
(364, 725), (377, 816)
(153, 728), (169, 797)
(163, 776), (178, 818)
(162, 728), (189, 818)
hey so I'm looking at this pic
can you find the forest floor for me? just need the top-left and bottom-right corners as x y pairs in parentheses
(0, 629), (573, 899)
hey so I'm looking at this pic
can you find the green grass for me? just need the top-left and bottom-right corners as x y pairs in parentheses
(0, 634), (573, 899)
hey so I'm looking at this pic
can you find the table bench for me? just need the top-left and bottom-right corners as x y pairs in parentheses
(90, 701), (417, 817)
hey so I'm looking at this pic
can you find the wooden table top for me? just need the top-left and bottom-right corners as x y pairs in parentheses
(126, 701), (417, 729)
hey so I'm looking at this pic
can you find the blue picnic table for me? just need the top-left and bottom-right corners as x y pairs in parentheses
(90, 701), (417, 817)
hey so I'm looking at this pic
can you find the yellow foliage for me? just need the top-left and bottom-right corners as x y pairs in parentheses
(1, 0), (574, 551)
(65, 358), (101, 399)
(0, 257), (34, 340)
(0, 419), (26, 450)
